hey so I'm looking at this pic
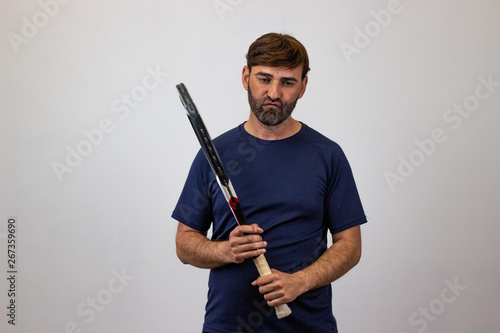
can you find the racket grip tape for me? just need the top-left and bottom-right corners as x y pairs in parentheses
(253, 255), (292, 319)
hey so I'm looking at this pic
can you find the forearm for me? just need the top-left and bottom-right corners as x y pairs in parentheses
(175, 222), (267, 269)
(295, 228), (362, 294)
(176, 228), (230, 269)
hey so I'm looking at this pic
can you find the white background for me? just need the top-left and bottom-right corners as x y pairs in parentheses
(1, 0), (499, 332)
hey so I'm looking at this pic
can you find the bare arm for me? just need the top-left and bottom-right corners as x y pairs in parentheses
(299, 225), (361, 289)
(253, 225), (362, 306)
(175, 222), (267, 269)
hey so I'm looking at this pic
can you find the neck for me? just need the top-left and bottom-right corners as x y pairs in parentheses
(244, 113), (302, 140)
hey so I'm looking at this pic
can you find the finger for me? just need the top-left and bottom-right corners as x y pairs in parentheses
(229, 234), (265, 248)
(234, 248), (266, 262)
(229, 226), (245, 237)
(242, 234), (265, 244)
(233, 240), (267, 253)
(252, 274), (274, 287)
(231, 225), (256, 237)
(230, 243), (262, 261)
(260, 286), (285, 301)
(235, 224), (263, 235)
(263, 289), (285, 300)
(249, 223), (264, 234)
(267, 295), (287, 307)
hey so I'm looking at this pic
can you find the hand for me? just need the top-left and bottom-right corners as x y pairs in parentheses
(226, 223), (267, 264)
(251, 269), (306, 306)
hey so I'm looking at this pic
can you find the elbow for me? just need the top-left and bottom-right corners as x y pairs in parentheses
(178, 256), (189, 265)
(176, 246), (188, 265)
(176, 245), (193, 265)
(175, 235), (190, 265)
(351, 245), (362, 268)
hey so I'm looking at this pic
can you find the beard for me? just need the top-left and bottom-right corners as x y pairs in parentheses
(247, 85), (299, 126)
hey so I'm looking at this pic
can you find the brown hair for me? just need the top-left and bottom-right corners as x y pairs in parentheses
(246, 33), (310, 79)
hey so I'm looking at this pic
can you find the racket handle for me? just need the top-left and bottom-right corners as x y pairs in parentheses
(253, 254), (292, 319)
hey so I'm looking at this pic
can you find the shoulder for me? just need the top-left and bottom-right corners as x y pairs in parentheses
(190, 124), (242, 167)
(212, 124), (244, 147)
(300, 123), (345, 157)
(210, 124), (252, 162)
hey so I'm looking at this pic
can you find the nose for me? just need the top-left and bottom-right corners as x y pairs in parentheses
(267, 82), (282, 101)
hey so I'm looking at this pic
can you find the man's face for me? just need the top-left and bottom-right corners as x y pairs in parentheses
(242, 65), (308, 126)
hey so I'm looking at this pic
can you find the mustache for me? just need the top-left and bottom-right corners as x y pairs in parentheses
(262, 98), (282, 107)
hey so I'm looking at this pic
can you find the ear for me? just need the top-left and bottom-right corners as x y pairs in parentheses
(298, 76), (308, 99)
(242, 66), (250, 91)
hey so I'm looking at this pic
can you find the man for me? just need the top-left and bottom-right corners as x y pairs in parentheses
(172, 33), (367, 333)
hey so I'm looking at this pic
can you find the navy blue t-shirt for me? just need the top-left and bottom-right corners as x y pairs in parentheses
(172, 123), (366, 333)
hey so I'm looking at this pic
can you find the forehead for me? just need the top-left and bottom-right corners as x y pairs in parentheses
(250, 65), (303, 80)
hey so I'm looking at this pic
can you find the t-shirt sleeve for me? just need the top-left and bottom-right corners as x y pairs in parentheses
(171, 150), (213, 232)
(324, 146), (367, 234)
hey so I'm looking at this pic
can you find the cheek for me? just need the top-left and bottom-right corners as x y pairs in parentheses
(283, 91), (300, 103)
(290, 91), (299, 101)
(249, 85), (267, 98)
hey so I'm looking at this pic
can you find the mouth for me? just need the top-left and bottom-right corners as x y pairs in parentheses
(263, 102), (281, 108)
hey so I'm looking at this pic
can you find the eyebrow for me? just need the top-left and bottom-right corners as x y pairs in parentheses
(255, 71), (299, 82)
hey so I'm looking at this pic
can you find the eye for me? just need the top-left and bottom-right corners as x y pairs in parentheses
(258, 77), (270, 83)
(282, 81), (295, 87)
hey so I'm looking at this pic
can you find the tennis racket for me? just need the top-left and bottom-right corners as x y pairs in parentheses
(176, 83), (292, 319)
